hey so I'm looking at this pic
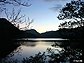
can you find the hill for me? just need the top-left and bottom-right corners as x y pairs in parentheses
(0, 18), (40, 39)
(20, 29), (40, 38)
(58, 26), (84, 39)
(0, 18), (21, 40)
(0, 18), (83, 39)
(19, 26), (84, 39)
(41, 31), (61, 38)
(40, 26), (84, 39)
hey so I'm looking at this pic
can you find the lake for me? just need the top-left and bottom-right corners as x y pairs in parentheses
(0, 38), (83, 63)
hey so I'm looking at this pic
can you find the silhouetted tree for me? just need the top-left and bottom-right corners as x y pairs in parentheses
(58, 20), (81, 29)
(0, 0), (33, 30)
(0, 0), (31, 12)
(58, 0), (84, 28)
(4, 8), (25, 28)
(4, 8), (34, 29)
(58, 21), (68, 29)
(20, 17), (34, 30)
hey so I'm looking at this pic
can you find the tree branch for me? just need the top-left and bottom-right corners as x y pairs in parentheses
(0, 0), (31, 7)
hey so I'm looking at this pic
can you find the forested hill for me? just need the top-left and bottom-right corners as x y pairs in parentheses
(57, 26), (84, 39)
(0, 18), (84, 40)
(40, 26), (84, 39)
(23, 26), (84, 39)
(0, 18), (21, 40)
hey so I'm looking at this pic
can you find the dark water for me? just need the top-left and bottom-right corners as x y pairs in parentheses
(0, 38), (83, 63)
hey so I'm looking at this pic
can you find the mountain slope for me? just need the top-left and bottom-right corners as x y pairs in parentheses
(21, 29), (40, 38)
(41, 31), (61, 38)
(0, 18), (21, 40)
(41, 26), (84, 39)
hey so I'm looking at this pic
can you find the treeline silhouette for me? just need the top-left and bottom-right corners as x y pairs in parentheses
(41, 26), (84, 39)
(0, 18), (84, 40)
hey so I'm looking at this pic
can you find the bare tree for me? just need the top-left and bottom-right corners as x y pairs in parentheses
(5, 8), (34, 30)
(5, 8), (25, 27)
(0, 0), (31, 6)
(20, 17), (34, 30)
(0, 0), (31, 12)
(0, 0), (33, 30)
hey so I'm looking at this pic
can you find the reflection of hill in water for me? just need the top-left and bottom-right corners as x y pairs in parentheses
(0, 39), (83, 63)
(0, 40), (20, 60)
(52, 40), (83, 49)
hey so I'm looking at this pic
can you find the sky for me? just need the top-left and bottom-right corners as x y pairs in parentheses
(21, 0), (72, 33)
(1, 0), (78, 33)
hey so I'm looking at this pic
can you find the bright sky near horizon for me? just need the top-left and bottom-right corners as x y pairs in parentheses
(23, 0), (71, 33)
(1, 0), (79, 33)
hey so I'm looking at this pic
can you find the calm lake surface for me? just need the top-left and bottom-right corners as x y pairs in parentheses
(0, 38), (83, 63)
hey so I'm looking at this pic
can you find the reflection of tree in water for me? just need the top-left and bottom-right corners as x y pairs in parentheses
(47, 44), (82, 63)
(51, 41), (82, 62)
(22, 52), (46, 63)
(22, 41), (83, 63)
(0, 41), (83, 63)
(0, 46), (22, 63)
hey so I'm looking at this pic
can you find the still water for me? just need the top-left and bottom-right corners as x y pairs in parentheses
(0, 38), (83, 63)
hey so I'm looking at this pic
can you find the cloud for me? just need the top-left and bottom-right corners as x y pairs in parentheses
(44, 0), (71, 12)
(50, 4), (62, 11)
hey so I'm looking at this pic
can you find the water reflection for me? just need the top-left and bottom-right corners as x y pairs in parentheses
(0, 39), (83, 63)
(20, 42), (37, 47)
(46, 41), (83, 63)
(0, 40), (20, 59)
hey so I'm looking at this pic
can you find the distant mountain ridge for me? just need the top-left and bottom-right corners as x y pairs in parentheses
(0, 18), (84, 40)
(40, 26), (84, 39)
(14, 26), (84, 39)
(40, 31), (61, 38)
(23, 29), (40, 38)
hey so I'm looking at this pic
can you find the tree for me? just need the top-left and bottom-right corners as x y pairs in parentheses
(0, 0), (33, 30)
(58, 21), (68, 29)
(20, 17), (34, 30)
(58, 0), (84, 28)
(5, 8), (25, 27)
(0, 0), (31, 12)
(4, 8), (33, 30)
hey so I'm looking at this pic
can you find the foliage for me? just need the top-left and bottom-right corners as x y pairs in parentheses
(22, 52), (46, 63)
(22, 42), (82, 63)
(58, 0), (84, 28)
(58, 20), (81, 29)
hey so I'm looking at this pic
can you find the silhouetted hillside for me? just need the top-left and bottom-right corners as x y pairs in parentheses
(0, 18), (83, 39)
(58, 26), (84, 39)
(41, 26), (84, 39)
(18, 26), (84, 39)
(0, 18), (40, 39)
(21, 29), (40, 38)
(0, 18), (21, 40)
(41, 31), (61, 38)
